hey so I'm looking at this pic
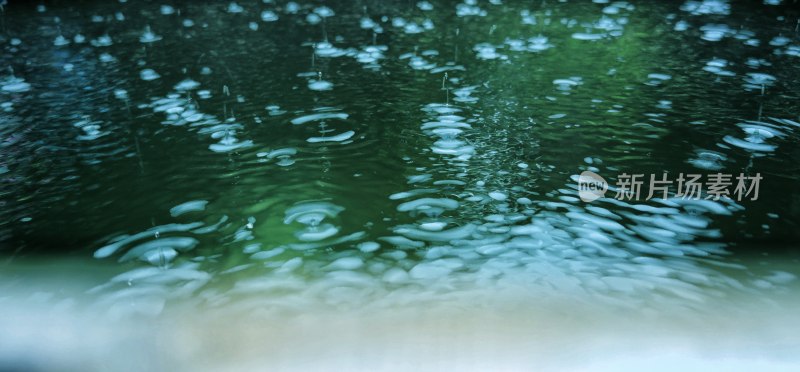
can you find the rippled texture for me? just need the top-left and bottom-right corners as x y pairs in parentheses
(1, 0), (800, 321)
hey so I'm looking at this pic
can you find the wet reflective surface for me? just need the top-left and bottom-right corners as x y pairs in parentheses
(2, 0), (800, 369)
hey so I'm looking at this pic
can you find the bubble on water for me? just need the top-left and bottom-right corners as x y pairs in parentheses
(170, 200), (208, 217)
(572, 32), (605, 41)
(306, 13), (322, 24)
(261, 147), (297, 162)
(396, 224), (475, 242)
(91, 34), (113, 47)
(700, 24), (732, 42)
(421, 121), (470, 131)
(769, 36), (790, 47)
(120, 237), (199, 263)
(419, 221), (447, 231)
(476, 244), (507, 256)
(360, 17), (376, 30)
(261, 10), (279, 22)
(307, 130), (354, 143)
(379, 235), (425, 249)
(687, 150), (726, 170)
(209, 133), (253, 153)
(250, 248), (285, 260)
(389, 189), (437, 200)
(417, 1), (434, 11)
(91, 223), (200, 259)
(49, 32), (72, 46)
(227, 2), (244, 13)
(1, 77), (31, 93)
(285, 201), (344, 226)
(474, 43), (505, 60)
(296, 223), (339, 241)
(410, 258), (463, 279)
(290, 112), (348, 125)
(264, 104), (284, 115)
(404, 54), (437, 70)
(488, 191), (507, 201)
(73, 117), (106, 141)
(456, 1), (486, 17)
(96, 53), (115, 63)
(742, 72), (776, 91)
(745, 58), (771, 69)
(431, 139), (474, 158)
(277, 257), (303, 273)
(313, 6), (335, 17)
(681, 0), (730, 16)
(382, 267), (409, 283)
(355, 45), (387, 69)
(397, 198), (459, 215)
(646, 73), (672, 86)
(109, 89), (127, 101)
(174, 79), (200, 91)
(357, 241), (381, 253)
(517, 197), (533, 205)
(703, 58), (735, 76)
(553, 78), (582, 91)
(781, 45), (800, 57)
(326, 257), (364, 271)
(765, 271), (796, 284)
(452, 86), (478, 103)
(391, 17), (407, 28)
(140, 69), (161, 81)
(527, 35), (553, 52)
(140, 26), (163, 43)
(722, 121), (784, 154)
(140, 247), (178, 266)
(404, 22), (425, 34)
(285, 2), (300, 14)
(308, 79), (333, 91)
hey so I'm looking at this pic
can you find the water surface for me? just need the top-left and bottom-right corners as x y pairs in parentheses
(1, 1), (800, 367)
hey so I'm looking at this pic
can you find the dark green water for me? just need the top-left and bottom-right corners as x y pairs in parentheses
(1, 0), (800, 317)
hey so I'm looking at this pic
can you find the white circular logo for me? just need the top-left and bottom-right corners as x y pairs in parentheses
(578, 171), (607, 202)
